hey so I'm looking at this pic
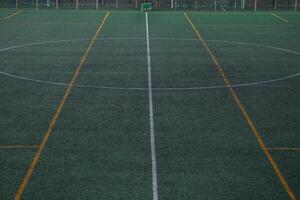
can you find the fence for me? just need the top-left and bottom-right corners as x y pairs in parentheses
(0, 0), (298, 11)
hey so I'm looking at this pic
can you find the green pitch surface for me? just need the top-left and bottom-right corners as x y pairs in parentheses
(0, 9), (300, 200)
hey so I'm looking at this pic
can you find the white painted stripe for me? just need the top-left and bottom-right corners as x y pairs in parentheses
(146, 12), (159, 200)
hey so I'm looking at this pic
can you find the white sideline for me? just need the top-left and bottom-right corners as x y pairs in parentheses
(146, 12), (159, 200)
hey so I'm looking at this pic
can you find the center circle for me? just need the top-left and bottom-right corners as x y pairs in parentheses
(0, 37), (299, 91)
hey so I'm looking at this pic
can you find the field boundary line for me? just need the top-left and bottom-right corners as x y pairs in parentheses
(145, 12), (159, 200)
(3, 10), (22, 20)
(4, 21), (299, 27)
(0, 145), (39, 149)
(271, 13), (289, 23)
(1, 21), (98, 25)
(194, 24), (299, 27)
(268, 147), (300, 151)
(184, 12), (297, 200)
(14, 12), (110, 200)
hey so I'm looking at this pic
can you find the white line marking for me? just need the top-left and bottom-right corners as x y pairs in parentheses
(146, 12), (159, 200)
(1, 37), (300, 91)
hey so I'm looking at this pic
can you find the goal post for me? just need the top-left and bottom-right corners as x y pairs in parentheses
(240, 0), (245, 9)
(141, 2), (152, 11)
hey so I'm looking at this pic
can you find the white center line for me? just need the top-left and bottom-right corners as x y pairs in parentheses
(145, 12), (159, 200)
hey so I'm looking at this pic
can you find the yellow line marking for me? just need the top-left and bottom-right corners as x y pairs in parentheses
(268, 147), (300, 151)
(0, 145), (39, 149)
(3, 10), (22, 21)
(14, 12), (110, 200)
(184, 13), (297, 200)
(271, 13), (289, 23)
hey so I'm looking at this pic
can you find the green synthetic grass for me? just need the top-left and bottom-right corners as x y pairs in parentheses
(0, 10), (300, 200)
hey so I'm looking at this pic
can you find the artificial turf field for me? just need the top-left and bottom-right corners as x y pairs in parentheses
(0, 9), (300, 200)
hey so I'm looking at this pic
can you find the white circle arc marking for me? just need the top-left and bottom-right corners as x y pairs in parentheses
(0, 37), (300, 91)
